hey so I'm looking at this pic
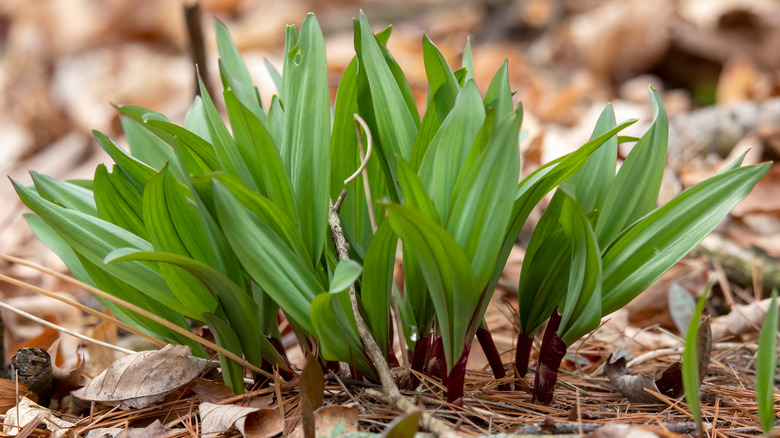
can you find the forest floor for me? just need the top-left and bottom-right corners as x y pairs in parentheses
(0, 0), (778, 436)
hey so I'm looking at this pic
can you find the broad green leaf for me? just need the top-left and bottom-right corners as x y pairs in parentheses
(24, 214), (93, 290)
(486, 119), (636, 309)
(418, 80), (486, 224)
(331, 57), (374, 253)
(143, 118), (220, 171)
(422, 33), (459, 121)
(356, 12), (418, 182)
(682, 286), (709, 438)
(198, 78), (258, 190)
(213, 180), (322, 334)
(596, 87), (668, 248)
(602, 162), (770, 316)
(266, 95), (284, 153)
(143, 166), (218, 317)
(360, 221), (397, 356)
(556, 190), (602, 346)
(203, 312), (246, 394)
(106, 249), (286, 368)
(214, 19), (262, 112)
(223, 89), (297, 221)
(93, 164), (148, 240)
(13, 180), (194, 318)
(397, 160), (440, 224)
(311, 290), (378, 380)
(30, 172), (97, 216)
(122, 117), (186, 182)
(566, 104), (617, 213)
(329, 259), (362, 293)
(280, 13), (331, 267)
(756, 290), (778, 433)
(386, 204), (479, 371)
(483, 60), (512, 122)
(193, 172), (310, 267)
(93, 130), (157, 192)
(183, 96), (212, 143)
(77, 252), (206, 356)
(448, 106), (521, 288)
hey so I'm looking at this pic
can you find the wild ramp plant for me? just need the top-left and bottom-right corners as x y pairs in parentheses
(6, 9), (770, 410)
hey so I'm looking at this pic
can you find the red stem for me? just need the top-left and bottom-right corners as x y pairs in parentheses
(407, 333), (431, 390)
(477, 327), (510, 390)
(446, 346), (470, 407)
(514, 332), (534, 379)
(532, 310), (566, 405)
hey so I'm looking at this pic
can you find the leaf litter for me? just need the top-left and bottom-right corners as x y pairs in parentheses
(1, 0), (780, 436)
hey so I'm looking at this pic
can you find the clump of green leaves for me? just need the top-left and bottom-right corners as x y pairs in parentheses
(12, 11), (771, 406)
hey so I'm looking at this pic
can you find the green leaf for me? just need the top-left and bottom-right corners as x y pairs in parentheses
(486, 119), (636, 311)
(106, 249), (286, 368)
(386, 204), (479, 371)
(360, 221), (398, 356)
(280, 13), (331, 267)
(311, 290), (377, 380)
(213, 180), (323, 334)
(265, 59), (282, 93)
(601, 162), (770, 316)
(682, 285), (709, 438)
(397, 160), (440, 224)
(93, 130), (157, 192)
(214, 18), (262, 111)
(30, 172), (97, 216)
(483, 60), (512, 122)
(13, 179), (194, 318)
(756, 290), (778, 433)
(596, 87), (668, 248)
(418, 80), (486, 224)
(223, 89), (297, 221)
(93, 164), (148, 240)
(356, 12), (418, 182)
(448, 106), (521, 288)
(329, 259), (363, 293)
(202, 312), (246, 394)
(556, 190), (602, 346)
(461, 38), (474, 82)
(198, 78), (258, 190)
(422, 33), (459, 121)
(143, 118), (220, 172)
(143, 166), (218, 317)
(122, 117), (186, 182)
(566, 104), (618, 213)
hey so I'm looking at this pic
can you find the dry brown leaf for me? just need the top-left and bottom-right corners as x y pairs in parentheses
(199, 402), (283, 438)
(606, 317), (711, 403)
(85, 420), (180, 438)
(87, 317), (118, 375)
(71, 344), (213, 410)
(289, 406), (359, 438)
(0, 379), (33, 415)
(592, 422), (660, 438)
(2, 396), (74, 436)
(48, 338), (88, 403)
(711, 296), (779, 341)
(190, 377), (236, 404)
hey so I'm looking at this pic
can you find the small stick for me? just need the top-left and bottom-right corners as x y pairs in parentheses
(183, 1), (213, 99)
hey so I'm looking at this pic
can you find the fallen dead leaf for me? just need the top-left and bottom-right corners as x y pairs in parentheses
(84, 419), (180, 438)
(71, 344), (214, 410)
(199, 402), (284, 438)
(2, 396), (74, 436)
(87, 315), (118, 375)
(711, 296), (779, 341)
(190, 377), (236, 404)
(0, 379), (33, 415)
(606, 317), (711, 403)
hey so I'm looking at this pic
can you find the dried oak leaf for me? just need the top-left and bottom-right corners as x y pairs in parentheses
(71, 344), (214, 410)
(199, 402), (283, 438)
(2, 396), (74, 436)
(606, 317), (711, 403)
(0, 379), (33, 415)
